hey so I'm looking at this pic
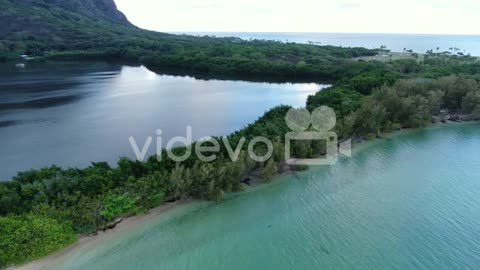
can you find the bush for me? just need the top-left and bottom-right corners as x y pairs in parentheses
(100, 193), (140, 222)
(0, 213), (76, 268)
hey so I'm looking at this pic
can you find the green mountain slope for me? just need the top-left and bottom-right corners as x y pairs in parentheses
(0, 0), (136, 50)
(0, 0), (382, 81)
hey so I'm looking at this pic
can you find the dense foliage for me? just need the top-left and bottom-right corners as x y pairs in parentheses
(2, 70), (479, 266)
(307, 72), (480, 140)
(0, 0), (378, 81)
(0, 205), (76, 268)
(1, 0), (480, 268)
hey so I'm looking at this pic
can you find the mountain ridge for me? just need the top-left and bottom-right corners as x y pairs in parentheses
(0, 0), (136, 52)
(0, 0), (380, 83)
(4, 0), (132, 26)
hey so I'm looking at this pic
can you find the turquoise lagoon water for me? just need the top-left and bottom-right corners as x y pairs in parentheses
(49, 123), (480, 270)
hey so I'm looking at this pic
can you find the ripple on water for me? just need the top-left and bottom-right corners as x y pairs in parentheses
(46, 123), (480, 270)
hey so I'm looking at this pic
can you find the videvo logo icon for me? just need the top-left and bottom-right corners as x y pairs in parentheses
(285, 106), (351, 165)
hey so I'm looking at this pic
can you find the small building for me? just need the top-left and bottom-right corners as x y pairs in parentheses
(20, 55), (33, 61)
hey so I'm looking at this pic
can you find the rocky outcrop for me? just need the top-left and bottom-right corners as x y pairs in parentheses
(17, 0), (133, 26)
(0, 0), (136, 48)
(102, 217), (124, 231)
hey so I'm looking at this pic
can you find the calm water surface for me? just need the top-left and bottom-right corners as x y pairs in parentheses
(48, 123), (480, 270)
(0, 62), (324, 180)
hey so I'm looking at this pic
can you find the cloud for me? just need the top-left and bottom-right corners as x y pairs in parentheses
(115, 0), (480, 34)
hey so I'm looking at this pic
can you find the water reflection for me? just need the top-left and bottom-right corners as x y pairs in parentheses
(0, 62), (122, 115)
(0, 62), (328, 180)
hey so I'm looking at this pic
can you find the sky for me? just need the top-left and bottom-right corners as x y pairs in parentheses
(115, 0), (479, 35)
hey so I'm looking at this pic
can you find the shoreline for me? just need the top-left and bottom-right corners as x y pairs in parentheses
(8, 199), (193, 270)
(10, 120), (478, 270)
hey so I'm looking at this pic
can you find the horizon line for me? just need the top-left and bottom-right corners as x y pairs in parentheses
(160, 31), (480, 36)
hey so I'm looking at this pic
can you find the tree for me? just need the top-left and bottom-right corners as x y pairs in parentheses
(223, 159), (246, 192)
(66, 196), (100, 234)
(169, 165), (187, 200)
(0, 183), (21, 215)
(14, 41), (27, 52)
(0, 212), (76, 268)
(261, 160), (278, 182)
(353, 99), (386, 137)
(462, 91), (480, 114)
(441, 75), (479, 111)
(100, 193), (140, 222)
(307, 87), (362, 119)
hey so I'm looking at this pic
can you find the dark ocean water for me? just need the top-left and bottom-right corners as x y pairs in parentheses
(178, 32), (480, 56)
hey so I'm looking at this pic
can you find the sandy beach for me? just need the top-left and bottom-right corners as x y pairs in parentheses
(8, 200), (192, 270)
(8, 121), (477, 270)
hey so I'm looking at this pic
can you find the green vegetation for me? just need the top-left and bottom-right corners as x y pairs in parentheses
(2, 70), (478, 267)
(0, 205), (76, 268)
(261, 160), (279, 182)
(308, 75), (480, 140)
(1, 0), (480, 268)
(100, 193), (141, 222)
(0, 0), (378, 82)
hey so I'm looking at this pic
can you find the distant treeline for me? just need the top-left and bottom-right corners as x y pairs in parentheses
(2, 1), (480, 266)
(0, 4), (378, 83)
(1, 64), (480, 268)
